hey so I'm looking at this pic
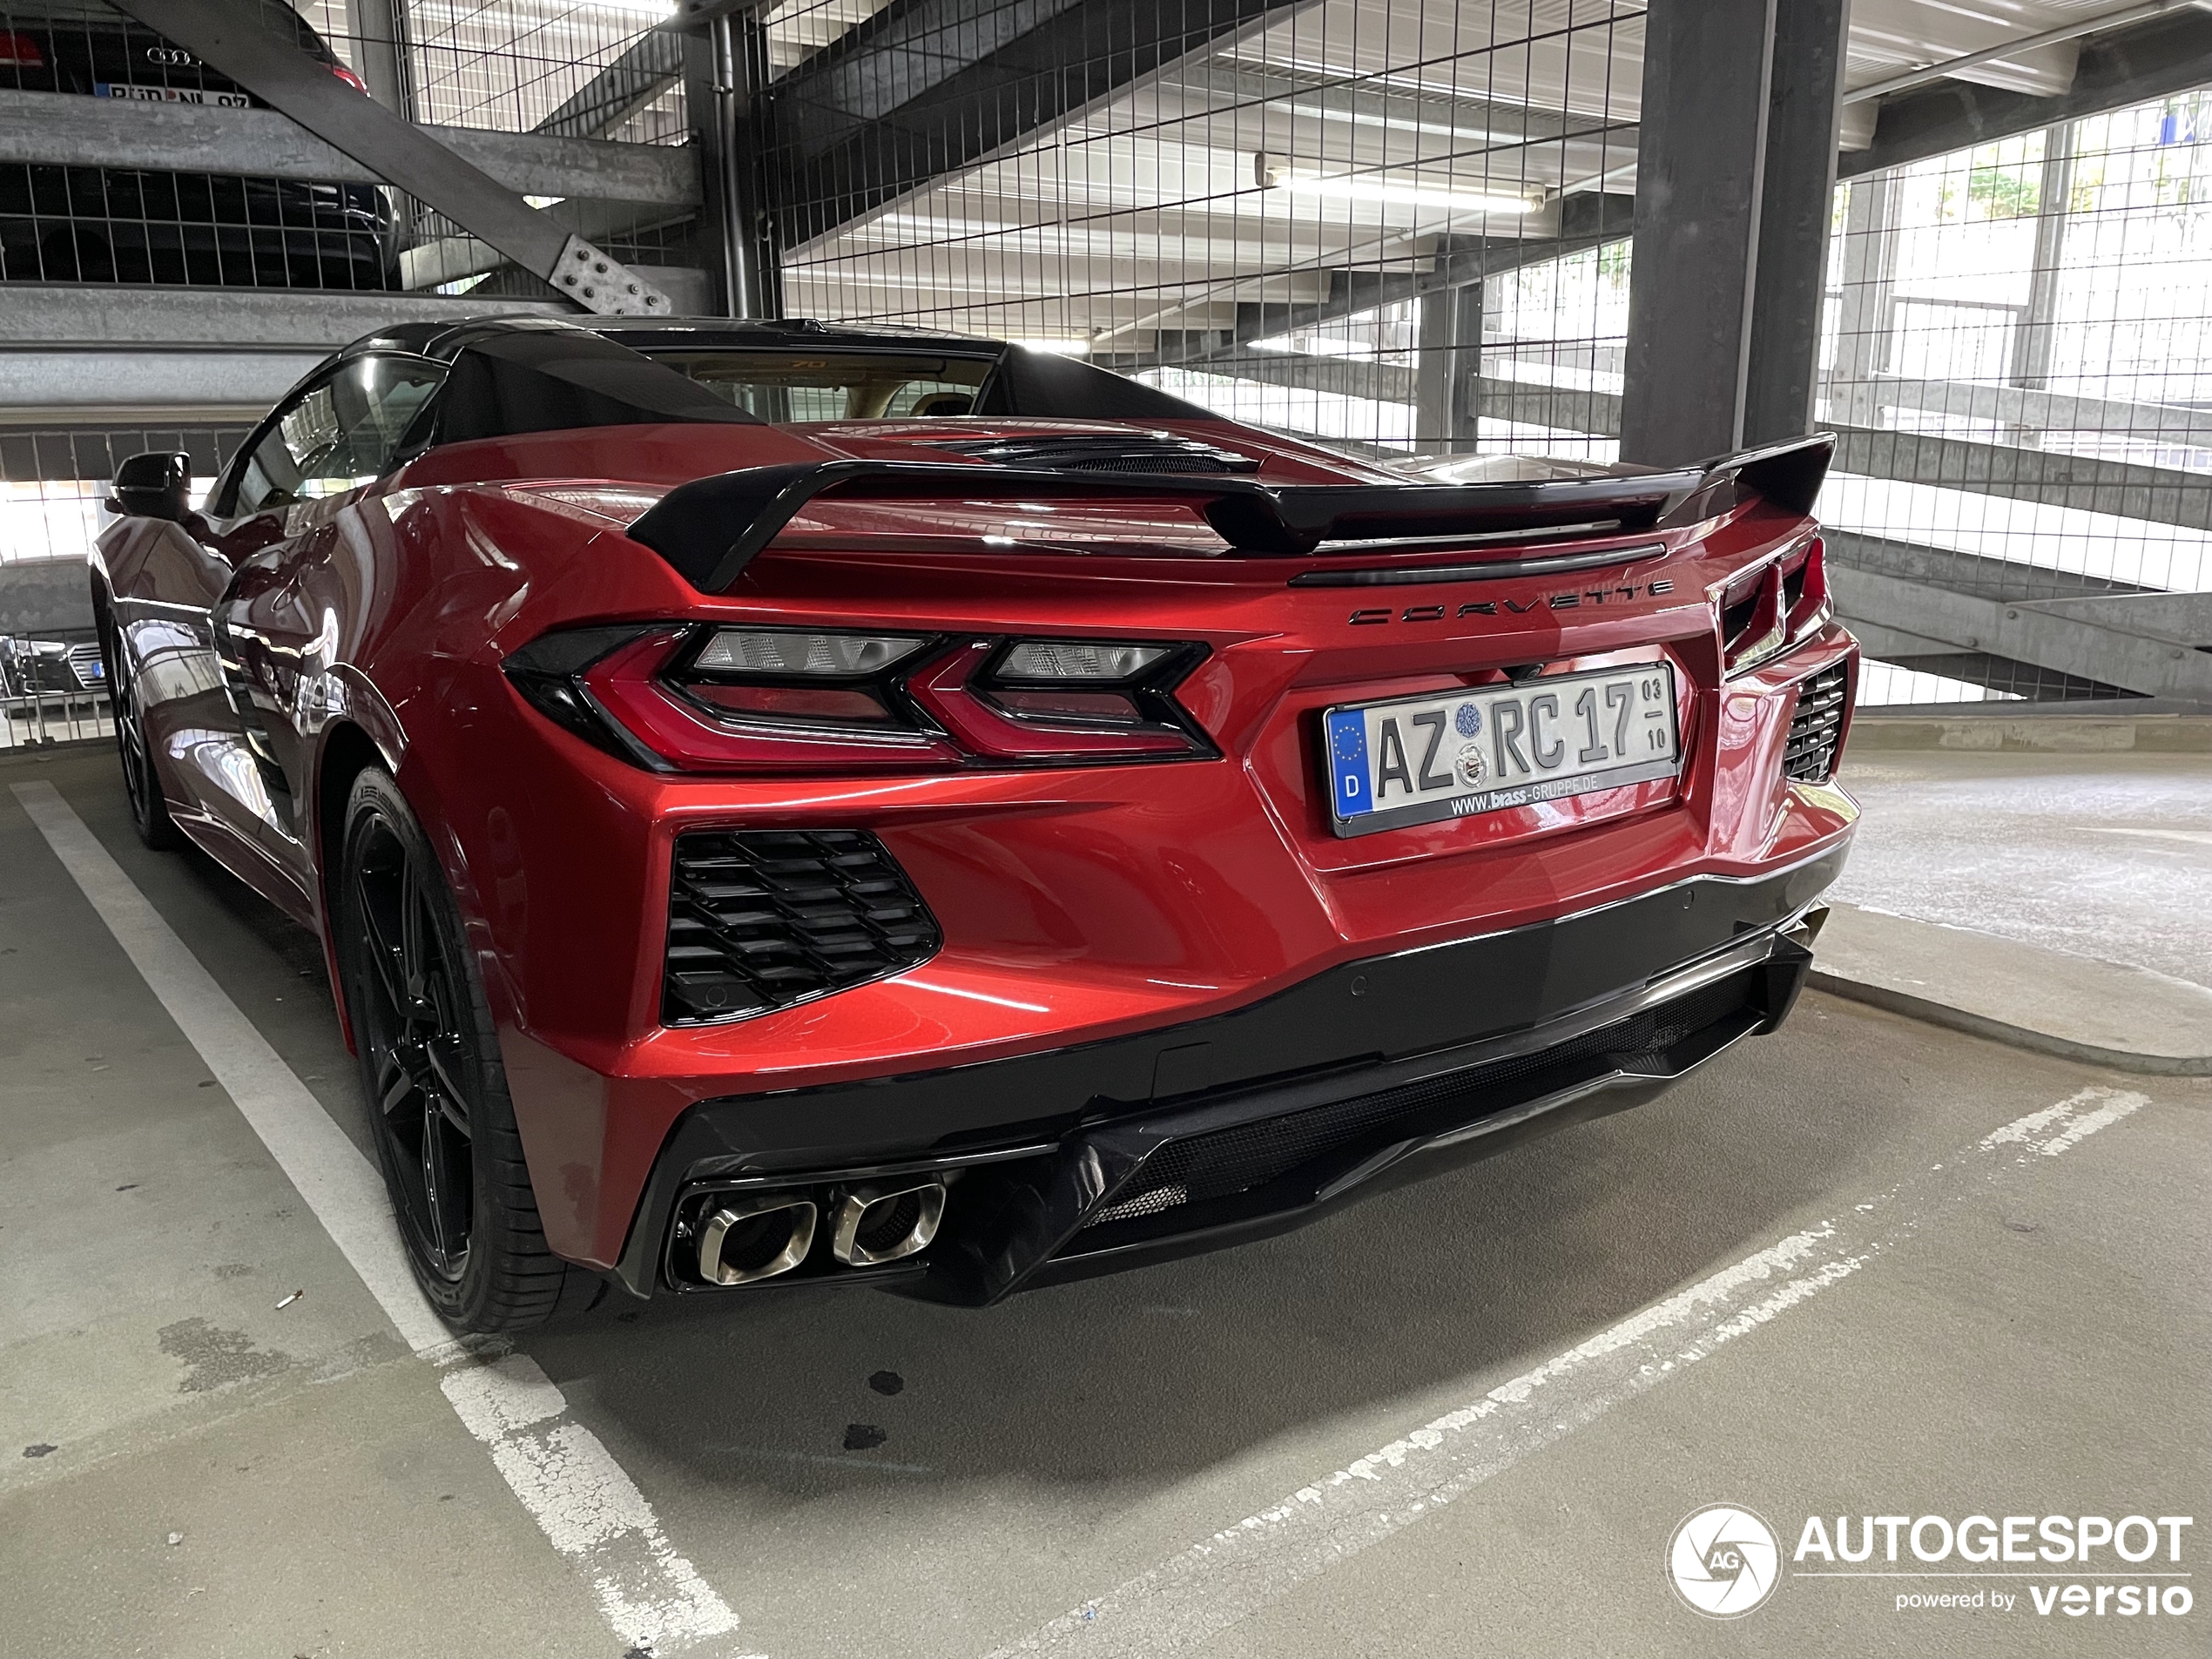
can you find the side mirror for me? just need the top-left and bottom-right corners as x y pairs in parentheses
(109, 451), (193, 522)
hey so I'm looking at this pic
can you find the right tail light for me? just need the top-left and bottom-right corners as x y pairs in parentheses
(1721, 535), (1831, 676)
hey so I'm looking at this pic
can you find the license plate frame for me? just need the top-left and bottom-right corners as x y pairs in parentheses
(1321, 664), (1682, 838)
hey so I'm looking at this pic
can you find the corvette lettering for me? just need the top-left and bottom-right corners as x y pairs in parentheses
(1350, 578), (1675, 624)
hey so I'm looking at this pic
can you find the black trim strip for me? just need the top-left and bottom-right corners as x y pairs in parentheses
(1288, 541), (1667, 587)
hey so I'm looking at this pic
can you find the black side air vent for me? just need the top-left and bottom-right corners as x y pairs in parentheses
(1783, 663), (1849, 784)
(927, 434), (1263, 474)
(664, 830), (941, 1024)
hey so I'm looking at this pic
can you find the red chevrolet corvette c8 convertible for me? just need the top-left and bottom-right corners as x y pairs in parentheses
(91, 315), (1858, 1332)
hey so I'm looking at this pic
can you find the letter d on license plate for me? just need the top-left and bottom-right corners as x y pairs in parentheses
(1323, 664), (1681, 836)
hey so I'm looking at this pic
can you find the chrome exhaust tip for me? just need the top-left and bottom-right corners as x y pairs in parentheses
(831, 1180), (947, 1267)
(698, 1195), (818, 1285)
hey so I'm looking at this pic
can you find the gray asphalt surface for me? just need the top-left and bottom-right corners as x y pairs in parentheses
(3, 744), (2206, 1659)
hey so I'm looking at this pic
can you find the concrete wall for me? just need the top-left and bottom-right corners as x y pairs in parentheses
(0, 558), (95, 634)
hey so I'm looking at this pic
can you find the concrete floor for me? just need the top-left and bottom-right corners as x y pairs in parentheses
(3, 744), (2208, 1659)
(1832, 750), (2212, 988)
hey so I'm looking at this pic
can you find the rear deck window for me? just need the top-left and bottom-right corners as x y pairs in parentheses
(643, 350), (997, 421)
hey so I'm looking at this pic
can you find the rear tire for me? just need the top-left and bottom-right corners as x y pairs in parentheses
(98, 596), (182, 851)
(334, 766), (573, 1332)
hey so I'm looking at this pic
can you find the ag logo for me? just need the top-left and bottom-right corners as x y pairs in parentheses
(1667, 1504), (1780, 1618)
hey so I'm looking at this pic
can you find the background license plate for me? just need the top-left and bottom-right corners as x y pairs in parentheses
(1323, 665), (1680, 836)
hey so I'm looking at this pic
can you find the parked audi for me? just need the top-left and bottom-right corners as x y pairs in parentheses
(0, 0), (397, 288)
(90, 316), (1858, 1332)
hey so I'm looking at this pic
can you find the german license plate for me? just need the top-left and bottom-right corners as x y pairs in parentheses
(96, 84), (251, 107)
(1322, 664), (1680, 836)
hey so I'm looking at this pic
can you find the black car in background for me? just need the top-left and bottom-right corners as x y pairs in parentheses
(0, 0), (399, 289)
(1, 630), (105, 696)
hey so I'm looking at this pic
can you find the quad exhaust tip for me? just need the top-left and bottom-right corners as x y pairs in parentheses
(698, 1194), (818, 1286)
(831, 1180), (947, 1267)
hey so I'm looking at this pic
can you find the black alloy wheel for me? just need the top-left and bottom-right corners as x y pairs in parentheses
(336, 767), (575, 1329)
(350, 805), (475, 1281)
(99, 599), (180, 850)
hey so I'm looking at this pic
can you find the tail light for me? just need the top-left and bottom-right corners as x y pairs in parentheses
(1721, 535), (1831, 675)
(504, 625), (1213, 773)
(331, 64), (368, 92)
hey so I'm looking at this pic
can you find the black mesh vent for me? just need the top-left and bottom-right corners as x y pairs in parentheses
(663, 830), (940, 1024)
(1080, 969), (1757, 1233)
(927, 434), (1262, 474)
(1783, 663), (1849, 784)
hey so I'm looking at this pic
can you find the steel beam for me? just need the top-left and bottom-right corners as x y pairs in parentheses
(1824, 529), (2148, 603)
(770, 0), (1306, 249)
(535, 28), (688, 140)
(1130, 197), (1635, 379)
(1831, 428), (2212, 535)
(1828, 562), (2212, 704)
(1838, 6), (2212, 181)
(1857, 375), (2212, 446)
(0, 285), (566, 419)
(2018, 591), (2212, 647)
(103, 0), (672, 315)
(0, 89), (700, 206)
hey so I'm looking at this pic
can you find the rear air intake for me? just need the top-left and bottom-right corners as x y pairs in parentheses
(1783, 663), (1849, 784)
(663, 829), (940, 1023)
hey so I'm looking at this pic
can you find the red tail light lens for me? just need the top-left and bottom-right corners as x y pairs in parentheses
(505, 626), (1212, 772)
(331, 64), (368, 92)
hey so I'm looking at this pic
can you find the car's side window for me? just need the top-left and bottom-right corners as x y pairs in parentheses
(230, 356), (445, 517)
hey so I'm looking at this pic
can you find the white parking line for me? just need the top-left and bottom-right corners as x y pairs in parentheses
(986, 1084), (2152, 1658)
(11, 780), (745, 1656)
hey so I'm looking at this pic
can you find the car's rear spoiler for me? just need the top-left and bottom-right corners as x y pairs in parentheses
(624, 432), (1835, 593)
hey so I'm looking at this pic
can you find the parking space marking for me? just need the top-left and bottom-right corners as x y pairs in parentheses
(11, 780), (745, 1656)
(986, 1084), (2154, 1658)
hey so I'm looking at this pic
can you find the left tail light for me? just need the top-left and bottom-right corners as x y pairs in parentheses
(1721, 534), (1831, 676)
(503, 625), (1215, 773)
(331, 64), (368, 92)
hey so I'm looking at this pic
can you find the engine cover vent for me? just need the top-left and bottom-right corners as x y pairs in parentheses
(927, 434), (1263, 474)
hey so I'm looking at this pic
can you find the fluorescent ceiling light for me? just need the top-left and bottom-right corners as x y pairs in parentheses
(1015, 337), (1093, 355)
(1274, 171), (1539, 214)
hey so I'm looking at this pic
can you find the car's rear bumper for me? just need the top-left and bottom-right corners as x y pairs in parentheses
(610, 840), (1846, 1302)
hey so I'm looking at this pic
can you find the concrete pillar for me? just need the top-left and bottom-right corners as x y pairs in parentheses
(342, 0), (412, 118)
(1744, 0), (1851, 445)
(1414, 281), (1482, 453)
(1831, 171), (1898, 428)
(1620, 0), (1851, 465)
(2011, 123), (2076, 394)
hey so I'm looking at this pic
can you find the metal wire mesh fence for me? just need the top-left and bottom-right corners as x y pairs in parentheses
(767, 11), (2209, 708)
(773, 0), (1642, 469)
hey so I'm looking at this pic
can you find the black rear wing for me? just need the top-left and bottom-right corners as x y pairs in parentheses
(625, 433), (1835, 593)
